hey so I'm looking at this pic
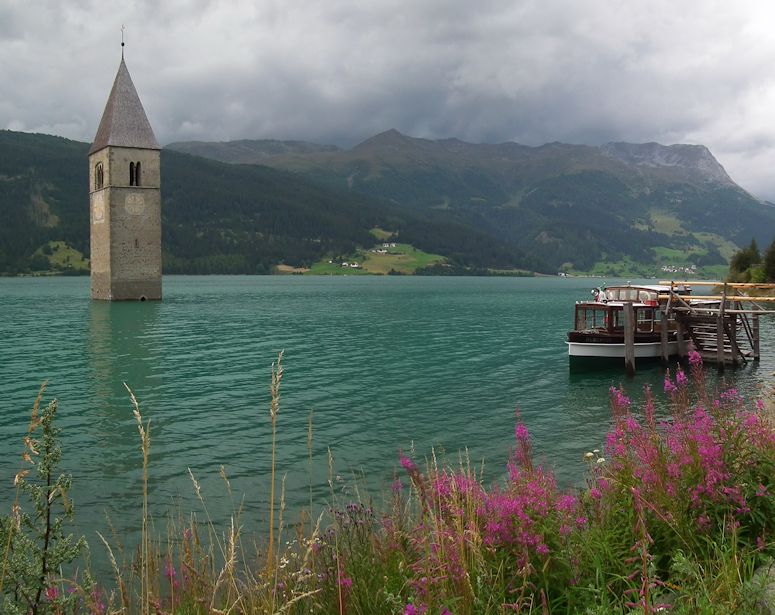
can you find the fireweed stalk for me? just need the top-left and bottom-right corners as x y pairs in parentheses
(318, 352), (773, 613)
(3, 351), (772, 613)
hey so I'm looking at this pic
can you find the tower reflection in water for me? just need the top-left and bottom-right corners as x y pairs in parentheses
(86, 299), (163, 537)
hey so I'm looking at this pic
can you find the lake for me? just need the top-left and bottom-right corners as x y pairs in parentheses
(1, 275), (772, 547)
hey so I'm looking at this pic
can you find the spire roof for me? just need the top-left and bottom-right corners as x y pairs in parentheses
(89, 58), (159, 154)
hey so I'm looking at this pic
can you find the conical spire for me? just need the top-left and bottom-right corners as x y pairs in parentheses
(89, 58), (159, 154)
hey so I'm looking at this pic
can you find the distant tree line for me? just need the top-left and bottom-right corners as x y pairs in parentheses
(728, 238), (775, 282)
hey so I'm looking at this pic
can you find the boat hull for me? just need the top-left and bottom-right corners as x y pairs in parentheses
(567, 340), (680, 359)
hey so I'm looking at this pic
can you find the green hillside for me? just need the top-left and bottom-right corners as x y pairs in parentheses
(168, 130), (775, 275)
(0, 130), (540, 275)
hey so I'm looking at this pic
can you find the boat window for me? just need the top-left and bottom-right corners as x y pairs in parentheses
(620, 289), (638, 301)
(577, 307), (608, 330)
(636, 308), (654, 332)
(613, 311), (624, 330)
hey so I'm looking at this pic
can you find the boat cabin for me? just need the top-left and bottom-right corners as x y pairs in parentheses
(569, 284), (690, 344)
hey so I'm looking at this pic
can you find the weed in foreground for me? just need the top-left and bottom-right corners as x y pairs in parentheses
(1, 350), (773, 613)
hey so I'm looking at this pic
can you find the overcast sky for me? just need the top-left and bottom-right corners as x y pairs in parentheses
(4, 0), (775, 199)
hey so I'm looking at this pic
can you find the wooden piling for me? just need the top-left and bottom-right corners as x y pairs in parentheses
(717, 285), (727, 370)
(676, 319), (687, 358)
(623, 302), (635, 375)
(753, 314), (761, 360)
(728, 317), (740, 365)
(660, 292), (673, 365)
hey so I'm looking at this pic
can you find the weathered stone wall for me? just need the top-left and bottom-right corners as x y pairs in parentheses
(89, 146), (162, 301)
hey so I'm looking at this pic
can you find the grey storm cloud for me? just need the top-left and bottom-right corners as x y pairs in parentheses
(4, 0), (775, 199)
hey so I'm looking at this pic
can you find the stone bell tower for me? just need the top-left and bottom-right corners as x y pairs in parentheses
(89, 51), (161, 301)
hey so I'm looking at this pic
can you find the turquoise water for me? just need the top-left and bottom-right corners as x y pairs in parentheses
(1, 275), (773, 544)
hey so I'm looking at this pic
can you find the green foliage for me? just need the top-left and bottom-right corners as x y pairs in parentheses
(0, 130), (540, 275)
(729, 238), (763, 281)
(764, 239), (775, 282)
(1, 360), (772, 613)
(214, 133), (775, 272)
(0, 388), (86, 614)
(10, 127), (775, 276)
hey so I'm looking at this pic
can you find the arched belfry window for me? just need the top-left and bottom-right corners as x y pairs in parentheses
(129, 161), (142, 187)
(95, 162), (104, 190)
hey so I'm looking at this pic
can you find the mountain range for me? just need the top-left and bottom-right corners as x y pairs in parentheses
(169, 129), (775, 275)
(2, 127), (774, 276)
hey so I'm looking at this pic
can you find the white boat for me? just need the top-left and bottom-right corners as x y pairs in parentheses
(567, 284), (691, 360)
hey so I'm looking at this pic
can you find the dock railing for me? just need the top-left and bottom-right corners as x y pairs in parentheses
(656, 280), (775, 368)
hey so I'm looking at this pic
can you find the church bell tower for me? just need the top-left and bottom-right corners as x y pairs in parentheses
(89, 50), (161, 301)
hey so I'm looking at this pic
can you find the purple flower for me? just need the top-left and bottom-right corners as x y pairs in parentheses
(399, 451), (417, 472)
(664, 370), (677, 393)
(688, 350), (703, 367)
(676, 368), (688, 386)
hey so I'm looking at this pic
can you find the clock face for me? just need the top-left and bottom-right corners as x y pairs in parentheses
(125, 193), (146, 215)
(92, 192), (105, 223)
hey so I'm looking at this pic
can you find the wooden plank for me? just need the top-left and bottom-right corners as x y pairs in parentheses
(623, 302), (635, 375)
(659, 281), (775, 288)
(670, 307), (775, 315)
(659, 295), (775, 302)
(727, 318), (740, 365)
(716, 316), (725, 367)
(717, 285), (727, 368)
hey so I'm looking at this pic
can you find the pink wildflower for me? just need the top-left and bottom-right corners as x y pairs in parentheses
(45, 586), (58, 601)
(688, 350), (703, 367)
(609, 386), (632, 415)
(90, 588), (106, 615)
(663, 370), (677, 393)
(676, 367), (688, 386)
(399, 451), (417, 472)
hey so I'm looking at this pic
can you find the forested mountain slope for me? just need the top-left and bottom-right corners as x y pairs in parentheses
(169, 130), (775, 273)
(0, 130), (540, 274)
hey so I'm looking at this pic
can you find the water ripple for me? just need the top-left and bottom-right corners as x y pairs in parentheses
(1, 275), (774, 566)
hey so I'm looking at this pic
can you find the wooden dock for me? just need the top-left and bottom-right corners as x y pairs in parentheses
(655, 280), (775, 370)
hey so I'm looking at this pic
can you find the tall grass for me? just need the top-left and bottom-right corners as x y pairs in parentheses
(1, 350), (773, 613)
(126, 383), (151, 615)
